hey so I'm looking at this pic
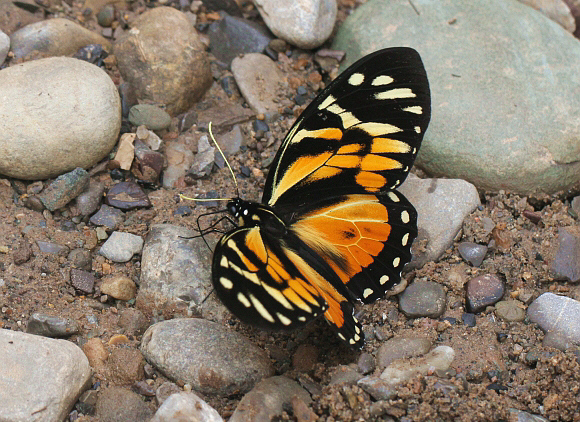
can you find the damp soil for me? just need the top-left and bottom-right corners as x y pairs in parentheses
(2, 0), (580, 421)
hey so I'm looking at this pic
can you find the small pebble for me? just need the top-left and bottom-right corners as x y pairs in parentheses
(461, 313), (476, 327)
(99, 231), (144, 262)
(105, 182), (151, 210)
(399, 281), (446, 318)
(26, 313), (79, 337)
(465, 274), (505, 313)
(70, 268), (96, 294)
(495, 300), (526, 322)
(100, 275), (137, 300)
(457, 241), (487, 266)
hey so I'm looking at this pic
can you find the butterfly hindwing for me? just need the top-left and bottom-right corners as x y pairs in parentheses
(289, 190), (417, 305)
(263, 47), (430, 208)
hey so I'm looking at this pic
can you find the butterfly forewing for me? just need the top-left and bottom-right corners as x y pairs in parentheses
(213, 226), (328, 330)
(263, 47), (430, 208)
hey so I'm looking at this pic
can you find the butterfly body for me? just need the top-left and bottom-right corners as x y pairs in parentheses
(211, 47), (431, 348)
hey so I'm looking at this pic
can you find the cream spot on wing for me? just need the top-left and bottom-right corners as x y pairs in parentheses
(402, 233), (410, 246)
(220, 256), (229, 267)
(372, 75), (394, 86)
(263, 284), (294, 310)
(237, 292), (251, 307)
(277, 313), (292, 326)
(380, 275), (390, 285)
(338, 333), (346, 341)
(363, 288), (374, 298)
(375, 88), (416, 100)
(249, 294), (275, 323)
(354, 333), (360, 342)
(348, 72), (365, 86)
(219, 277), (233, 289)
(403, 106), (422, 114)
(355, 122), (401, 136)
(318, 94), (336, 110)
(401, 210), (410, 223)
(387, 192), (400, 202)
(415, 126), (421, 134)
(298, 316), (307, 322)
(393, 257), (401, 268)
(349, 338), (356, 345)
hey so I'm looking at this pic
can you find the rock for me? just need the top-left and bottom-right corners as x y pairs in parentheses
(128, 105), (172, 131)
(550, 226), (580, 282)
(162, 141), (195, 188)
(188, 135), (215, 179)
(398, 281), (446, 318)
(332, 0), (580, 194)
(113, 7), (212, 116)
(134, 139), (164, 183)
(68, 248), (93, 270)
(0, 329), (92, 421)
(376, 336), (432, 370)
(357, 376), (397, 401)
(36, 240), (68, 255)
(254, 0), (337, 49)
(528, 292), (580, 345)
(217, 124), (244, 156)
(90, 204), (125, 230)
(13, 239), (32, 265)
(105, 181), (151, 210)
(0, 57), (121, 180)
(458, 242), (488, 267)
(398, 177), (481, 269)
(99, 231), (144, 262)
(151, 392), (223, 422)
(137, 224), (223, 321)
(0, 1), (42, 35)
(508, 408), (549, 422)
(231, 53), (286, 115)
(104, 348), (145, 385)
(357, 352), (376, 375)
(570, 195), (580, 217)
(207, 13), (273, 65)
(465, 274), (505, 313)
(70, 268), (96, 294)
(114, 133), (136, 171)
(76, 181), (105, 216)
(229, 376), (310, 422)
(38, 167), (90, 211)
(379, 345), (455, 386)
(495, 300), (526, 322)
(0, 29), (8, 64)
(462, 313), (477, 327)
(100, 275), (137, 300)
(518, 0), (576, 32)
(82, 337), (108, 370)
(328, 365), (363, 385)
(141, 318), (274, 395)
(26, 313), (80, 337)
(10, 18), (111, 59)
(118, 308), (149, 336)
(95, 387), (154, 422)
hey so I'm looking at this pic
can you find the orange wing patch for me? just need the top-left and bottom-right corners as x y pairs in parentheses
(291, 194), (391, 284)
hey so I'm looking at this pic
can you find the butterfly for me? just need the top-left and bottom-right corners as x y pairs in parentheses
(211, 47), (430, 348)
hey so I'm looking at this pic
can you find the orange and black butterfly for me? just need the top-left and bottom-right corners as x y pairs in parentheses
(212, 47), (430, 348)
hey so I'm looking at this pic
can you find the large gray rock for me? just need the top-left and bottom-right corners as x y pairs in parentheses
(141, 318), (274, 396)
(0, 57), (121, 180)
(113, 7), (211, 116)
(0, 329), (92, 421)
(333, 0), (580, 194)
(254, 0), (337, 49)
(398, 176), (481, 269)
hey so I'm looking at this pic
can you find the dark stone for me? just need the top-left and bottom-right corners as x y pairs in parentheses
(39, 167), (90, 211)
(105, 182), (151, 210)
(68, 248), (92, 270)
(71, 268), (96, 294)
(174, 206), (192, 216)
(73, 44), (108, 67)
(252, 119), (269, 132)
(551, 226), (580, 282)
(26, 313), (79, 337)
(128, 105), (171, 131)
(202, 0), (242, 16)
(458, 241), (487, 267)
(23, 195), (45, 212)
(207, 13), (273, 65)
(461, 313), (476, 327)
(134, 140), (164, 183)
(36, 241), (68, 255)
(465, 274), (505, 313)
(90, 204), (125, 229)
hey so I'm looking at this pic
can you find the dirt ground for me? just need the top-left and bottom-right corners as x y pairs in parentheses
(1, 0), (580, 420)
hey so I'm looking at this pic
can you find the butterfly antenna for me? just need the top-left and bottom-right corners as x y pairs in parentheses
(208, 122), (240, 198)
